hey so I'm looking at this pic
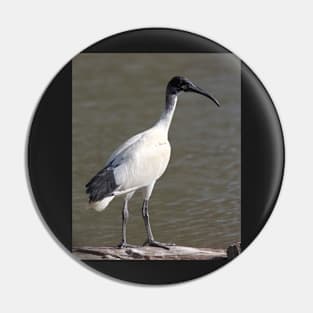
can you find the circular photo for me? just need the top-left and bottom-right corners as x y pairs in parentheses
(28, 28), (284, 284)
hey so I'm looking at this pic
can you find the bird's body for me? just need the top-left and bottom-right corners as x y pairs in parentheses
(86, 97), (175, 211)
(110, 124), (171, 193)
(86, 76), (219, 249)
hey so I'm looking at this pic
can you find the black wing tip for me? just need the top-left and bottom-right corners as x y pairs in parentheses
(84, 168), (118, 202)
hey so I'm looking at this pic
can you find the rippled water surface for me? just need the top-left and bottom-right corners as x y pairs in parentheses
(72, 53), (240, 249)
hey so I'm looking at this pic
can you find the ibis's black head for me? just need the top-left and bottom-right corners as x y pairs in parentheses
(167, 76), (220, 107)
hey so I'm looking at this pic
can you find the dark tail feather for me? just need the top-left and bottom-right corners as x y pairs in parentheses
(85, 167), (118, 202)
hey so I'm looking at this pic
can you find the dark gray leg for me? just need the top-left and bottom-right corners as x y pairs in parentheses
(117, 200), (137, 248)
(142, 200), (154, 241)
(142, 200), (175, 250)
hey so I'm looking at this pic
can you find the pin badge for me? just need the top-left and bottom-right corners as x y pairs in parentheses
(28, 28), (284, 284)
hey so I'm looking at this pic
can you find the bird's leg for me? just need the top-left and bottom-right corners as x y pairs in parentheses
(142, 200), (154, 241)
(142, 199), (175, 250)
(117, 199), (137, 249)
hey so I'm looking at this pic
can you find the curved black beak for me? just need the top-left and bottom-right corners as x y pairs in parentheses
(188, 85), (220, 107)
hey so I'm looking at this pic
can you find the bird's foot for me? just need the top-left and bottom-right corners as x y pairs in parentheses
(117, 241), (138, 249)
(143, 239), (176, 250)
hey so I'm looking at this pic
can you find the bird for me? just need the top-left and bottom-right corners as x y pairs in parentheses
(86, 76), (220, 249)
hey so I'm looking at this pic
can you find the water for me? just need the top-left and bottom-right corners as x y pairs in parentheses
(72, 53), (240, 249)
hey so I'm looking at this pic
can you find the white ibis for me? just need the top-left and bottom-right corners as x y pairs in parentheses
(86, 76), (220, 249)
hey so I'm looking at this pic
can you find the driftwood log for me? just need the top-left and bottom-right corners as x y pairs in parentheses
(72, 243), (240, 261)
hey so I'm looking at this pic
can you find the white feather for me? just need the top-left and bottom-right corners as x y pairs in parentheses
(108, 126), (171, 194)
(89, 196), (114, 212)
(88, 94), (177, 210)
(106, 132), (143, 166)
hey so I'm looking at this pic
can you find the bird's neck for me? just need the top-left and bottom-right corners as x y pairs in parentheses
(156, 94), (177, 134)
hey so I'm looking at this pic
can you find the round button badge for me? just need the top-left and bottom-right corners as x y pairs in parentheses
(28, 28), (284, 284)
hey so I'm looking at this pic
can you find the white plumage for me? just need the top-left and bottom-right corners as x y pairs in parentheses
(90, 115), (173, 209)
(86, 76), (219, 248)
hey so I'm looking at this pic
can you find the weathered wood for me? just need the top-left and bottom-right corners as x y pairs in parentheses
(72, 245), (232, 261)
(226, 242), (241, 260)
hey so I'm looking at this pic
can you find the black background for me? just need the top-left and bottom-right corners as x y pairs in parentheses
(27, 28), (284, 284)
